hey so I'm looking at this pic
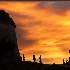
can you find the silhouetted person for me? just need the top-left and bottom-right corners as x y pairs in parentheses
(69, 50), (70, 53)
(39, 55), (42, 63)
(23, 54), (25, 61)
(33, 55), (36, 62)
(63, 59), (65, 65)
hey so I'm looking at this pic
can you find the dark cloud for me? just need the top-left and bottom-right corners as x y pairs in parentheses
(16, 27), (28, 38)
(35, 2), (51, 10)
(38, 1), (70, 10)
(8, 11), (43, 28)
(51, 2), (70, 11)
(9, 11), (33, 19)
(35, 2), (70, 15)
(50, 2), (70, 15)
(16, 27), (37, 50)
(7, 11), (34, 26)
(19, 38), (37, 47)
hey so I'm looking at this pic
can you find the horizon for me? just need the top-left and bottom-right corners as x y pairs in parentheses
(0, 1), (70, 64)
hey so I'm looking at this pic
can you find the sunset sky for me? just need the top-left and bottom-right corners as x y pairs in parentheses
(0, 1), (70, 64)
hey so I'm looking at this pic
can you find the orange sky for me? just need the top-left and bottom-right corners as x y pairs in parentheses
(0, 1), (70, 64)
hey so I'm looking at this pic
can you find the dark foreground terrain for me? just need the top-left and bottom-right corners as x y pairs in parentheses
(0, 61), (70, 70)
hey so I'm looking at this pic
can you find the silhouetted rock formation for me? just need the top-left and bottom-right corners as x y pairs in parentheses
(0, 10), (16, 27)
(0, 10), (21, 63)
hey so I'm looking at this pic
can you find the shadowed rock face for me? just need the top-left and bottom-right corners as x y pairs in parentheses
(0, 10), (22, 62)
(0, 10), (16, 28)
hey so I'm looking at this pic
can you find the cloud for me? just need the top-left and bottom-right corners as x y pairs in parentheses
(16, 27), (37, 50)
(16, 27), (28, 38)
(51, 2), (70, 11)
(18, 38), (37, 48)
(23, 50), (47, 55)
(9, 11), (34, 20)
(0, 2), (70, 64)
(35, 2), (70, 15)
(59, 37), (70, 42)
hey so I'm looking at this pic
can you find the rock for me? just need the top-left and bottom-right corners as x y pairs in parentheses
(0, 10), (22, 63)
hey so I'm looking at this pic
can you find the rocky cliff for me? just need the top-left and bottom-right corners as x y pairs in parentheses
(0, 10), (22, 63)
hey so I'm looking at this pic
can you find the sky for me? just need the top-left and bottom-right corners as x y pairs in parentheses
(0, 1), (70, 64)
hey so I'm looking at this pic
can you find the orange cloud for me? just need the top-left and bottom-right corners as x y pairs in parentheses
(0, 2), (70, 64)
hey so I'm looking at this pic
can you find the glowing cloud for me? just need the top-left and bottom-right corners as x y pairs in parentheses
(0, 1), (70, 64)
